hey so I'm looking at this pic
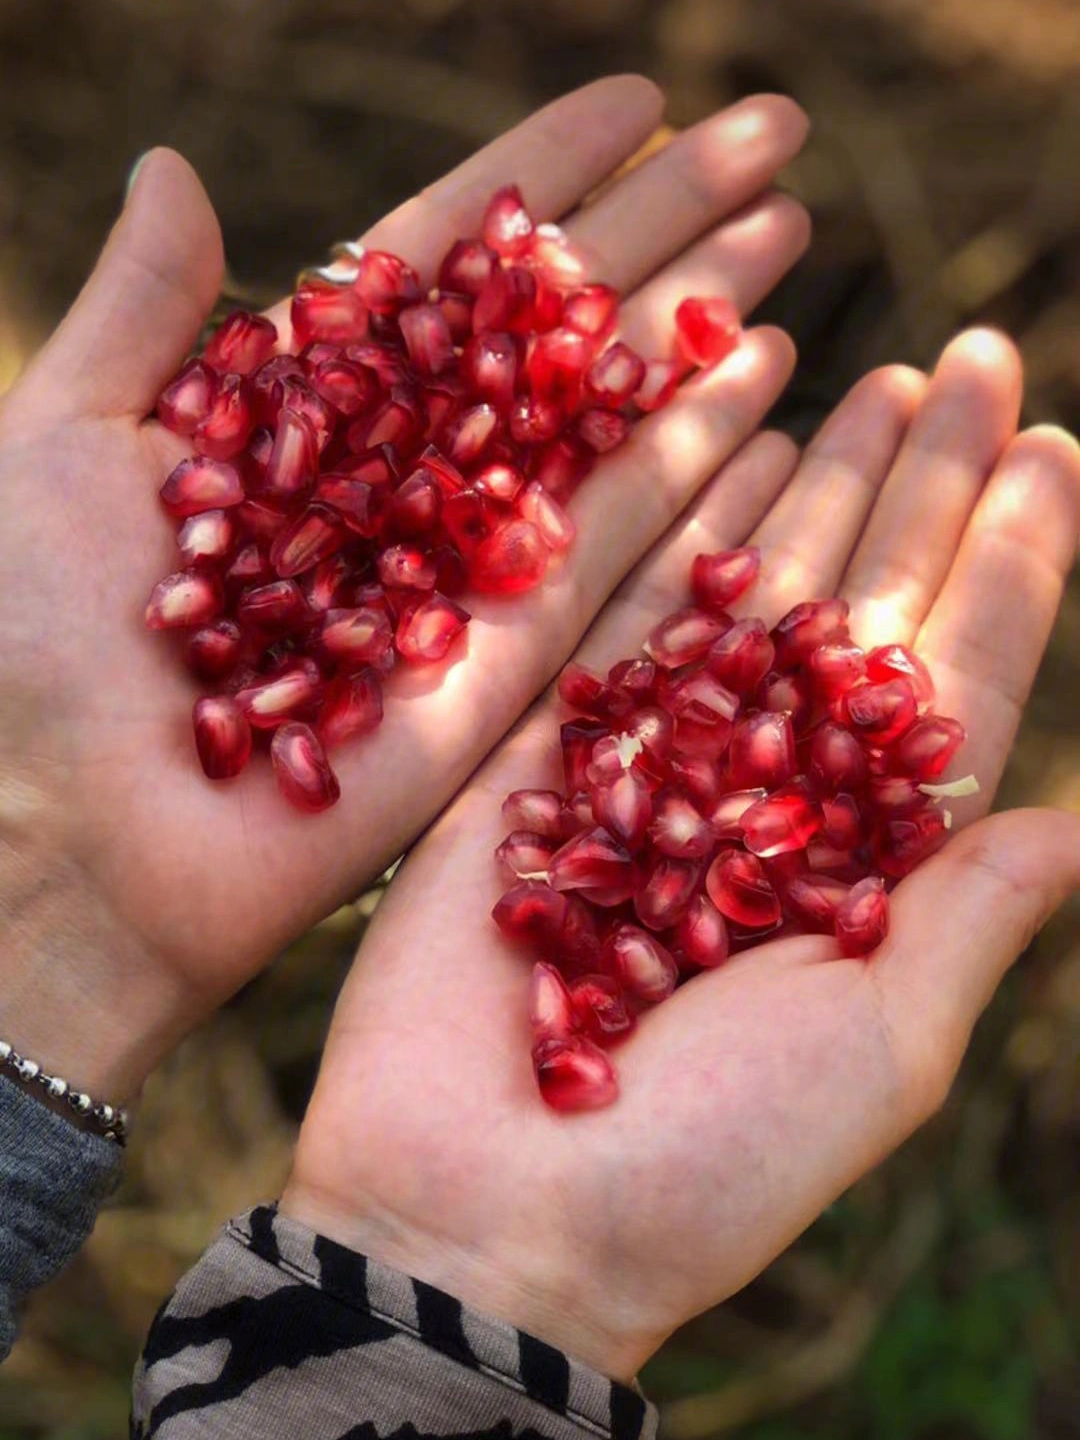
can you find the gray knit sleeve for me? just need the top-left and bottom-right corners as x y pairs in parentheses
(0, 1073), (123, 1361)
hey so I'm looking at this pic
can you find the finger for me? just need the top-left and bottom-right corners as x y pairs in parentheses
(839, 329), (1023, 647)
(19, 149), (224, 423)
(872, 807), (1080, 1127)
(616, 190), (812, 357)
(913, 425), (1080, 809)
(563, 95), (810, 295)
(745, 365), (927, 621)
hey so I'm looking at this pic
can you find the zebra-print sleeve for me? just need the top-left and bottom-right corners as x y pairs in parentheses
(131, 1204), (658, 1440)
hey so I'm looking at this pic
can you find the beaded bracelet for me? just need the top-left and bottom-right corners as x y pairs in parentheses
(0, 1040), (128, 1146)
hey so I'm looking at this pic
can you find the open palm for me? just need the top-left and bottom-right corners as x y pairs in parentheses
(0, 78), (810, 1095)
(283, 330), (1080, 1381)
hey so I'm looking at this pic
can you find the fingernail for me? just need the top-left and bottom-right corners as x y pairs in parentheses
(124, 150), (151, 201)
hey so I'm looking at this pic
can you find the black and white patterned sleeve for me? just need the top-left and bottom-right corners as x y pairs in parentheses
(131, 1205), (658, 1440)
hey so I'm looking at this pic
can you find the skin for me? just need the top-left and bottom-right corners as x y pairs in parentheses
(0, 77), (810, 1098)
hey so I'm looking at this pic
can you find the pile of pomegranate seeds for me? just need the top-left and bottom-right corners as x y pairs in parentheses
(492, 548), (976, 1113)
(145, 184), (741, 812)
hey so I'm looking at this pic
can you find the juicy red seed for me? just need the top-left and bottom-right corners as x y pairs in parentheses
(691, 547), (761, 612)
(808, 640), (867, 698)
(586, 342), (646, 408)
(706, 618), (775, 693)
(225, 542), (274, 589)
(492, 880), (568, 948)
(783, 875), (852, 932)
(157, 358), (214, 435)
(473, 265), (537, 333)
(446, 404), (499, 466)
(145, 570), (223, 630)
(395, 592), (470, 663)
(756, 670), (812, 730)
(160, 457), (244, 518)
(533, 1037), (617, 1113)
(497, 831), (558, 880)
(563, 284), (619, 340)
(461, 332), (519, 409)
(291, 281), (367, 347)
(821, 794), (863, 848)
(263, 408), (319, 496)
(319, 607), (393, 666)
(529, 962), (578, 1044)
(669, 755), (723, 807)
(470, 519), (547, 594)
(270, 722), (340, 813)
(362, 389), (424, 453)
(473, 461), (524, 502)
(635, 359), (682, 412)
(310, 357), (379, 415)
(866, 644), (935, 708)
(203, 311), (278, 376)
(482, 184), (535, 259)
(843, 678), (918, 745)
(590, 769), (653, 851)
(673, 892), (730, 968)
(438, 238), (498, 296)
(194, 374), (254, 460)
(576, 408), (631, 454)
(390, 469), (443, 537)
(890, 715), (967, 779)
(586, 732), (652, 787)
(705, 850), (781, 929)
(620, 706), (676, 766)
(502, 789), (565, 838)
(237, 496), (292, 543)
(664, 670), (740, 728)
(608, 657), (659, 703)
(177, 509), (234, 565)
(193, 696), (252, 780)
(530, 434), (593, 499)
(378, 545), (437, 592)
(708, 787), (768, 839)
(810, 722), (868, 792)
(185, 619), (243, 681)
(318, 668), (384, 748)
(527, 327), (592, 405)
(604, 924), (678, 1003)
(561, 719), (609, 795)
(559, 894), (603, 969)
(557, 663), (633, 721)
(509, 394), (562, 445)
(834, 877), (889, 958)
(270, 504), (345, 578)
(234, 666), (322, 728)
(569, 975), (634, 1044)
(235, 578), (308, 631)
(645, 608), (731, 668)
(874, 806), (949, 878)
(674, 296), (741, 368)
(527, 221), (584, 286)
(398, 303), (455, 377)
(633, 855), (701, 933)
(518, 482), (575, 553)
(772, 599), (851, 664)
(547, 827), (635, 898)
(728, 712), (796, 790)
(648, 791), (713, 858)
(740, 782), (823, 858)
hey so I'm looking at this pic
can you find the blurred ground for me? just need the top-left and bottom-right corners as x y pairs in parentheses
(3, 0), (1080, 1435)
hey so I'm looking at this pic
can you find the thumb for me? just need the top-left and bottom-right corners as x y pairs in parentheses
(874, 806), (1080, 1105)
(21, 148), (224, 423)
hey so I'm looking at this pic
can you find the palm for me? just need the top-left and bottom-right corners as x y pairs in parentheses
(286, 330), (1080, 1379)
(0, 78), (810, 1030)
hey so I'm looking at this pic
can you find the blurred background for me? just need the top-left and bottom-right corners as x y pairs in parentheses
(3, 0), (1080, 1435)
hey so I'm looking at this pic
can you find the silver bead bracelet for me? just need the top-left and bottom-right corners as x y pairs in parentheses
(0, 1040), (128, 1146)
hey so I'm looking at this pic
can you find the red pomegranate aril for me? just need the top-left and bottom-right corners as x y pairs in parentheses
(674, 296), (740, 368)
(518, 482), (575, 553)
(482, 184), (534, 259)
(561, 719), (609, 794)
(429, 543), (468, 597)
(740, 782), (823, 858)
(493, 880), (568, 949)
(377, 545), (437, 592)
(234, 665), (322, 728)
(193, 696), (252, 780)
(866, 643), (935, 708)
(310, 357), (379, 416)
(235, 578), (308, 632)
(446, 404), (499, 466)
(193, 374), (254, 460)
(835, 877), (889, 958)
(502, 789), (565, 839)
(351, 251), (421, 314)
(783, 875), (852, 933)
(558, 893), (603, 970)
(438, 238), (498, 296)
(533, 1037), (617, 1112)
(185, 619), (243, 682)
(160, 457), (244, 518)
(461, 331), (519, 409)
(395, 592), (470, 663)
(809, 722), (868, 792)
(586, 732), (651, 787)
(569, 975), (634, 1043)
(605, 924), (678, 1003)
(585, 342), (646, 408)
(470, 518), (547, 594)
(646, 608), (731, 668)
(224, 543), (274, 591)
(634, 855), (701, 930)
(891, 715), (967, 779)
(319, 606), (393, 666)
(874, 806), (948, 878)
(398, 303), (455, 377)
(270, 722), (340, 813)
(668, 755), (723, 808)
(563, 284), (618, 340)
(530, 434), (593, 499)
(608, 657), (659, 703)
(707, 787), (768, 839)
(291, 281), (367, 347)
(757, 671), (812, 729)
(621, 706), (676, 767)
(635, 359), (682, 412)
(177, 509), (234, 565)
(673, 891), (730, 968)
(262, 408), (318, 497)
(390, 469), (442, 537)
(706, 618), (775, 694)
(772, 599), (851, 665)
(728, 712), (796, 790)
(157, 358), (214, 435)
(203, 311), (278, 376)
(664, 669), (740, 727)
(558, 663), (633, 721)
(648, 790), (713, 858)
(692, 547), (761, 612)
(527, 220), (585, 286)
(509, 394), (561, 445)
(472, 461), (524, 503)
(809, 641), (867, 698)
(362, 389), (424, 453)
(821, 793), (864, 849)
(527, 327), (592, 405)
(576, 408), (631, 454)
(473, 265), (537, 333)
(145, 570), (223, 630)
(844, 678), (918, 746)
(529, 962), (578, 1044)
(548, 827), (635, 896)
(317, 668), (383, 747)
(591, 769), (653, 851)
(270, 504), (346, 578)
(705, 850), (781, 929)
(236, 495), (291, 543)
(497, 831), (558, 880)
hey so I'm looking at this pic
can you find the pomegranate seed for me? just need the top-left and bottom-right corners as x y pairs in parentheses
(461, 332), (519, 409)
(548, 827), (635, 899)
(670, 754), (724, 807)
(757, 671), (811, 729)
(291, 281), (367, 346)
(576, 409), (631, 454)
(530, 434), (593, 499)
(561, 719), (609, 794)
(559, 894), (603, 970)
(157, 358), (214, 435)
(772, 599), (851, 665)
(177, 509), (234, 565)
(706, 618), (775, 694)
(691, 547), (760, 612)
(563, 285), (618, 340)
(160, 457), (244, 518)
(225, 542), (274, 590)
(518, 482), (575, 553)
(438, 239), (498, 296)
(301, 555), (353, 615)
(708, 787), (768, 839)
(705, 851), (780, 929)
(866, 644), (936, 708)
(834, 877), (889, 958)
(635, 359), (682, 412)
(509, 395), (561, 446)
(235, 578), (308, 632)
(809, 722), (868, 792)
(674, 296), (741, 368)
(648, 790), (713, 858)
(527, 221), (585, 287)
(145, 570), (223, 630)
(645, 608), (731, 668)
(203, 311), (278, 376)
(590, 769), (653, 851)
(558, 664), (633, 721)
(502, 789), (565, 839)
(569, 975), (634, 1044)
(529, 962), (578, 1044)
(783, 875), (852, 932)
(378, 545), (437, 592)
(319, 607), (393, 666)
(533, 1037), (617, 1113)
(317, 668), (383, 747)
(728, 712), (796, 789)
(608, 658), (659, 703)
(498, 831), (558, 880)
(527, 328), (592, 405)
(891, 715), (966, 779)
(473, 265), (537, 333)
(672, 891), (730, 968)
(194, 374), (254, 460)
(193, 696), (252, 780)
(473, 461), (524, 503)
(874, 806), (948, 878)
(270, 722), (340, 813)
(605, 924), (678, 1003)
(809, 641), (867, 698)
(482, 184), (535, 259)
(350, 251), (420, 313)
(185, 619), (243, 681)
(470, 519), (547, 594)
(234, 666), (322, 728)
(362, 388), (424, 453)
(263, 408), (319, 497)
(843, 679), (918, 746)
(398, 304), (455, 377)
(310, 357), (379, 416)
(445, 404), (498, 466)
(821, 794), (863, 849)
(740, 781), (823, 858)
(634, 855), (701, 930)
(395, 592), (470, 663)
(493, 881), (568, 948)
(236, 496), (291, 543)
(586, 342), (646, 408)
(270, 504), (346, 578)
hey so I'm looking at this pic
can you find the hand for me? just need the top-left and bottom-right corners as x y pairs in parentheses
(281, 329), (1080, 1381)
(0, 78), (810, 1099)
